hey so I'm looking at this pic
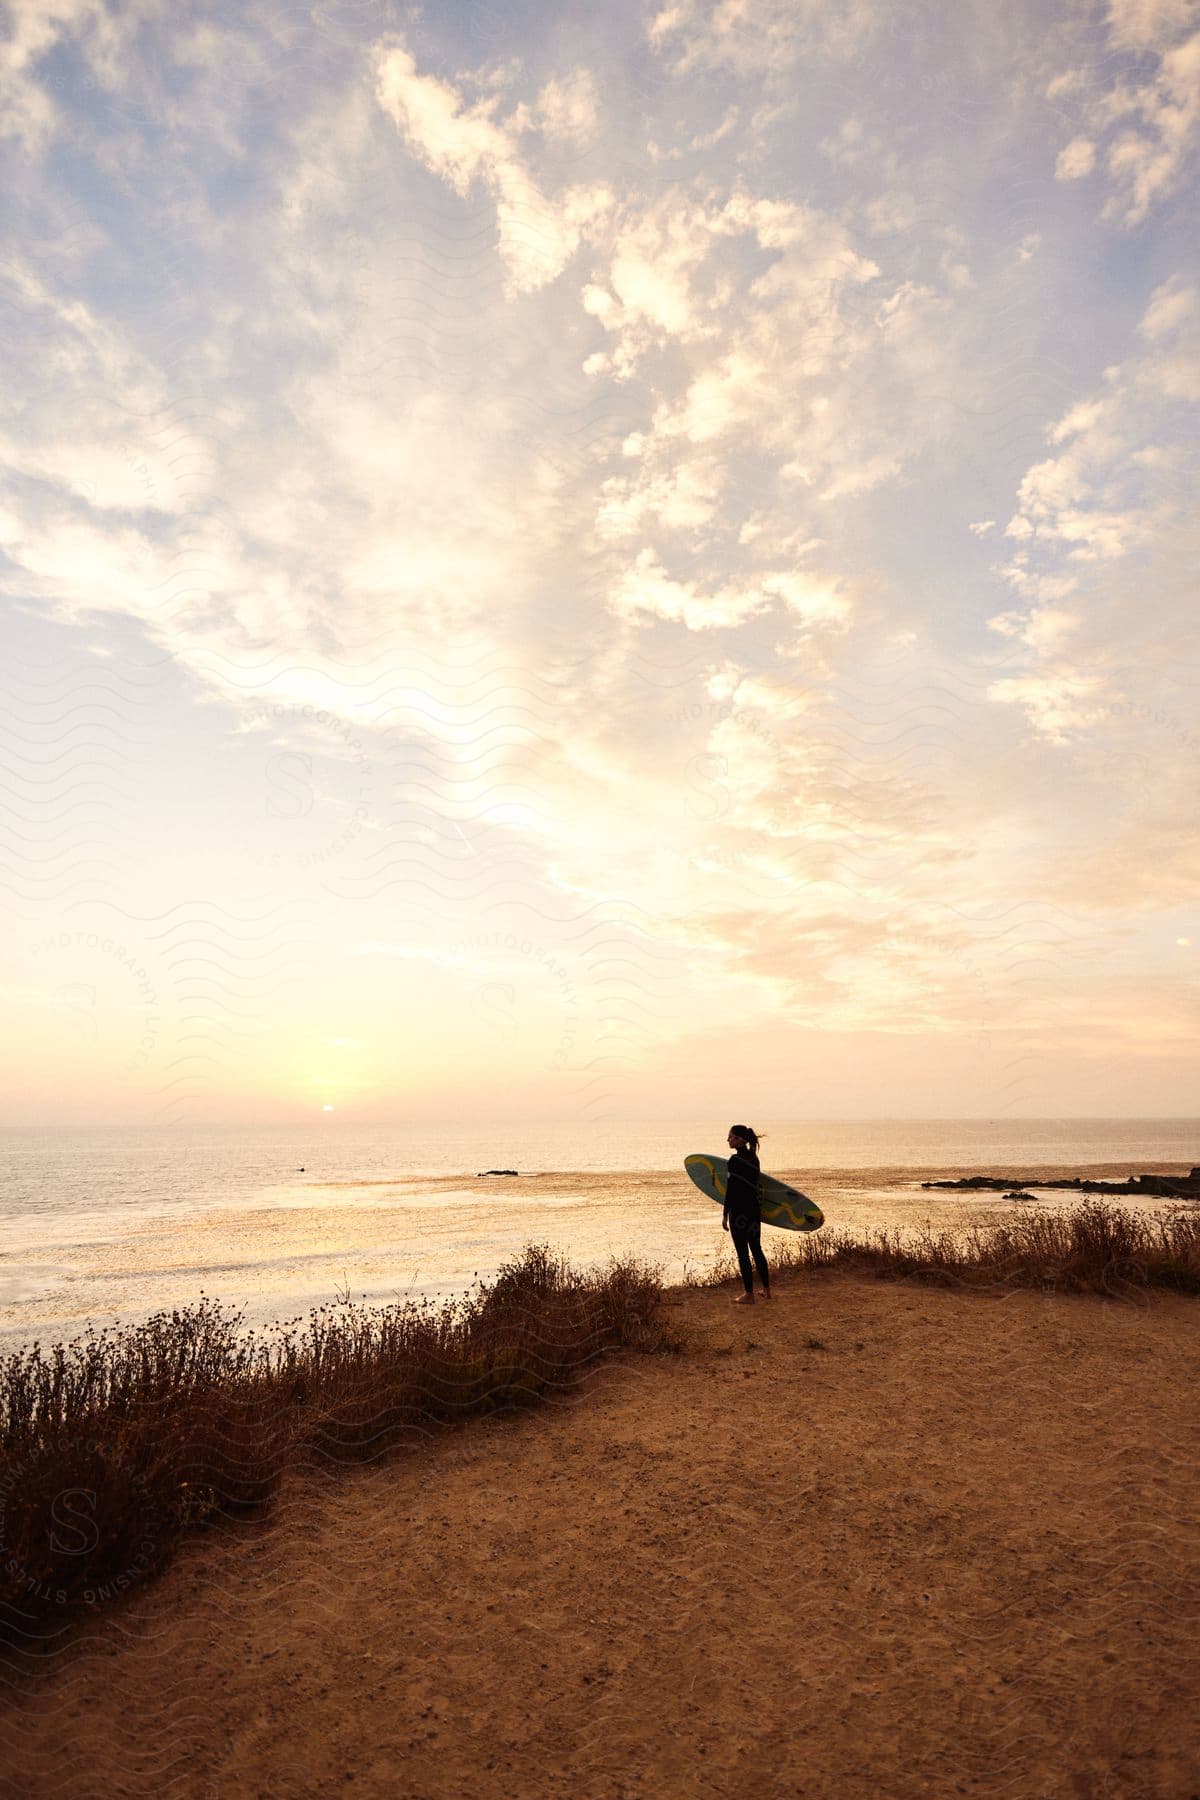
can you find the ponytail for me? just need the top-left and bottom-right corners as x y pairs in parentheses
(730, 1123), (760, 1154)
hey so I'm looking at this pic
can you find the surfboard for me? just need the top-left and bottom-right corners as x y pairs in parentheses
(684, 1153), (824, 1232)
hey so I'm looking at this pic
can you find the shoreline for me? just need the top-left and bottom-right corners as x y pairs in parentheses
(2, 1263), (1197, 1797)
(3, 1158), (1198, 1349)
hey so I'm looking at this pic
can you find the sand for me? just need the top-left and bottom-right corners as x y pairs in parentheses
(1, 1270), (1198, 1799)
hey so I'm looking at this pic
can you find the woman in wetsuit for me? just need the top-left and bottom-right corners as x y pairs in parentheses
(722, 1123), (770, 1305)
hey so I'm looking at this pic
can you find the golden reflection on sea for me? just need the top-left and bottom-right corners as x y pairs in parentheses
(2, 1160), (1193, 1344)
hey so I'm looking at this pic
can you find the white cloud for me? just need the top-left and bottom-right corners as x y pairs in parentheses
(1049, 12), (1200, 226)
(586, 192), (725, 367)
(1002, 366), (1181, 569)
(1048, 399), (1107, 444)
(669, 349), (770, 444)
(1106, 0), (1199, 52)
(1055, 137), (1096, 181)
(608, 548), (846, 632)
(1139, 274), (1197, 337)
(376, 46), (508, 189)
(690, 106), (739, 150)
(596, 449), (724, 536)
(987, 671), (1108, 741)
(988, 602), (1080, 654)
(375, 43), (612, 296)
(0, 0), (159, 154)
(988, 281), (1198, 752)
(0, 0), (108, 155)
(645, 0), (883, 75)
(759, 570), (847, 625)
(1135, 276), (1200, 396)
(2, 0), (1197, 1118)
(610, 548), (770, 629)
(528, 69), (599, 146)
(820, 452), (903, 502)
(576, 177), (979, 656)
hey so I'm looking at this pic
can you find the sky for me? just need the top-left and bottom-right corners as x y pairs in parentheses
(0, 0), (1197, 1127)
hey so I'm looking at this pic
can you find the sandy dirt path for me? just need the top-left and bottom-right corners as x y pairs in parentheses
(2, 1271), (1198, 1799)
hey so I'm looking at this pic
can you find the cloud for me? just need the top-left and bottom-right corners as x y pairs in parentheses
(0, 0), (103, 155)
(987, 284), (1198, 740)
(986, 672), (1108, 743)
(2, 0), (1197, 1120)
(0, 0), (186, 157)
(645, 0), (882, 76)
(1139, 273), (1197, 338)
(609, 547), (770, 630)
(1047, 399), (1107, 444)
(1106, 0), (1199, 52)
(1135, 274), (1200, 397)
(759, 570), (847, 625)
(579, 191), (728, 375)
(376, 46), (508, 187)
(1048, 9), (1200, 226)
(1055, 137), (1097, 180)
(998, 339), (1187, 577)
(523, 68), (599, 146)
(605, 545), (849, 634)
(596, 450), (724, 536)
(375, 42), (612, 295)
(570, 178), (986, 659)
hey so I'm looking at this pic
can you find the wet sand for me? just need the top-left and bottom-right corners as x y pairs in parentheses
(2, 1268), (1198, 1798)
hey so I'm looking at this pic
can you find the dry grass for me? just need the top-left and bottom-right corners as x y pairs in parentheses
(768, 1199), (1200, 1296)
(0, 1247), (677, 1648)
(3, 1203), (1196, 1651)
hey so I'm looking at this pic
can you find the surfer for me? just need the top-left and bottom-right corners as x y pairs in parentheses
(723, 1124), (770, 1305)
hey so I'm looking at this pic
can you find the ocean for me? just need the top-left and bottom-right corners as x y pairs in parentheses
(2, 1119), (1196, 1345)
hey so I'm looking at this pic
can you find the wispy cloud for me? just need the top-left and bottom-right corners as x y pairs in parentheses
(1, 0), (1197, 1122)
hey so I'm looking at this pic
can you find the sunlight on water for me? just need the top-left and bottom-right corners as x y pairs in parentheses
(1, 1121), (1196, 1342)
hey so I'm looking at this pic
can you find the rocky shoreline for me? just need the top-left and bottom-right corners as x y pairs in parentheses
(922, 1168), (1200, 1198)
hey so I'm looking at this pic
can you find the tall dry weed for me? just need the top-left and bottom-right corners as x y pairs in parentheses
(0, 1246), (678, 1646)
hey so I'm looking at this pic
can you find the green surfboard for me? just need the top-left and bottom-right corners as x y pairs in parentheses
(685, 1153), (824, 1232)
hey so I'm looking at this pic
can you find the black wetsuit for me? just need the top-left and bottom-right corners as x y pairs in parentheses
(726, 1149), (769, 1293)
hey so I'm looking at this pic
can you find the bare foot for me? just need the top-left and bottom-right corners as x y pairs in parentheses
(732, 1292), (755, 1305)
(759, 1289), (772, 1301)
